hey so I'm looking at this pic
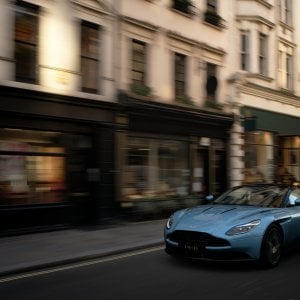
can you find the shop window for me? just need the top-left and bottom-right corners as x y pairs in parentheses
(279, 136), (300, 182)
(244, 132), (276, 183)
(122, 137), (189, 201)
(81, 21), (100, 93)
(0, 129), (66, 206)
(14, 0), (39, 84)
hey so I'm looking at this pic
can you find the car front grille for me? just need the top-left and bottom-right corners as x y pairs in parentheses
(168, 230), (230, 247)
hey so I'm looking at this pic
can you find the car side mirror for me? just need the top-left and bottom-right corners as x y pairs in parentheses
(205, 195), (214, 202)
(295, 198), (300, 206)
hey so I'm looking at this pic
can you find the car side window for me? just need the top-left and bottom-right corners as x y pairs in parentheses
(288, 188), (300, 206)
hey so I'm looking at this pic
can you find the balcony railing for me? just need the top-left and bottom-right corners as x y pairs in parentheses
(172, 0), (194, 15)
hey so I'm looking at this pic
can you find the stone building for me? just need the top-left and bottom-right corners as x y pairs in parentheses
(0, 0), (299, 234)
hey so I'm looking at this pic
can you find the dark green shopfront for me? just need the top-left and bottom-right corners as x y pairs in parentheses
(0, 87), (234, 235)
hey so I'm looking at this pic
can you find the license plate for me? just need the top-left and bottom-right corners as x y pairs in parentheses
(183, 242), (204, 257)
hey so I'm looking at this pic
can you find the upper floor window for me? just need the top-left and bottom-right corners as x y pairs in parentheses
(206, 62), (218, 102)
(80, 21), (100, 93)
(279, 0), (292, 26)
(259, 33), (268, 76)
(131, 40), (147, 85)
(174, 53), (186, 98)
(14, 0), (39, 84)
(172, 0), (194, 15)
(207, 0), (217, 13)
(286, 54), (293, 89)
(240, 30), (250, 71)
(278, 50), (293, 90)
(204, 0), (222, 27)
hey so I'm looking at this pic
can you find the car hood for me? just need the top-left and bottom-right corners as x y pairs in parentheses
(174, 205), (280, 234)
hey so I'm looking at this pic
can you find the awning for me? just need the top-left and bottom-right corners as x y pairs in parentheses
(241, 107), (300, 136)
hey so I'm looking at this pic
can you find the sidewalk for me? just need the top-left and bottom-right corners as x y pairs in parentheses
(0, 219), (166, 277)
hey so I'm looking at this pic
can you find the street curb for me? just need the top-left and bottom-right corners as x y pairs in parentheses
(0, 242), (164, 278)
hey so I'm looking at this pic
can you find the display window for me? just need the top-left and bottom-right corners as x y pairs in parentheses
(0, 128), (66, 205)
(122, 137), (190, 201)
(278, 136), (300, 182)
(244, 131), (276, 183)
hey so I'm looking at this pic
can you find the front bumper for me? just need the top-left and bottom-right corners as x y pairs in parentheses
(165, 231), (262, 261)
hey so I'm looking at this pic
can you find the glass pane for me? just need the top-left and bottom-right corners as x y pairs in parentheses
(15, 43), (37, 83)
(0, 129), (66, 206)
(81, 58), (98, 91)
(81, 25), (99, 59)
(122, 137), (189, 200)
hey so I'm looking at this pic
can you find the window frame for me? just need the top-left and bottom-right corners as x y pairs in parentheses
(240, 30), (250, 71)
(286, 53), (293, 90)
(14, 0), (39, 84)
(259, 33), (268, 76)
(131, 39), (147, 86)
(174, 52), (186, 98)
(207, 0), (217, 13)
(280, 0), (292, 26)
(80, 20), (100, 94)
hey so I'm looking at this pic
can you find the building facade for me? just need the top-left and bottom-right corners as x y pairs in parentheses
(0, 0), (119, 233)
(1, 0), (300, 234)
(226, 0), (300, 187)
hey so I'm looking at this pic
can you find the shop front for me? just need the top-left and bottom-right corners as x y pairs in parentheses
(117, 93), (234, 218)
(242, 107), (300, 184)
(0, 85), (118, 235)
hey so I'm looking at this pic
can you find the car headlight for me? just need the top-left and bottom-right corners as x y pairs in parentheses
(166, 216), (173, 229)
(226, 220), (261, 236)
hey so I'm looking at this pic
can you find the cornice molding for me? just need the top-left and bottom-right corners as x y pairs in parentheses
(167, 31), (226, 56)
(121, 16), (159, 32)
(278, 37), (296, 48)
(279, 21), (294, 32)
(0, 56), (14, 63)
(236, 15), (275, 28)
(238, 0), (272, 9)
(240, 82), (300, 107)
(71, 0), (114, 17)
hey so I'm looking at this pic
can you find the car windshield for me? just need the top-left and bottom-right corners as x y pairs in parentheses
(214, 185), (289, 208)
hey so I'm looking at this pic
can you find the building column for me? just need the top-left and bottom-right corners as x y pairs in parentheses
(229, 115), (245, 187)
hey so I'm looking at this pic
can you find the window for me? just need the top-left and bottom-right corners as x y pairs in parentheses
(122, 137), (190, 201)
(0, 129), (66, 206)
(204, 0), (222, 26)
(207, 0), (217, 13)
(172, 0), (193, 14)
(206, 62), (218, 102)
(277, 50), (293, 90)
(131, 40), (147, 85)
(174, 53), (186, 98)
(80, 21), (100, 93)
(279, 0), (292, 26)
(241, 31), (250, 71)
(14, 1), (39, 84)
(244, 131), (276, 183)
(286, 54), (293, 89)
(259, 33), (268, 75)
(278, 50), (283, 86)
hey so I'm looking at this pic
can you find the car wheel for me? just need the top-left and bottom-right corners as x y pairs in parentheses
(260, 224), (282, 268)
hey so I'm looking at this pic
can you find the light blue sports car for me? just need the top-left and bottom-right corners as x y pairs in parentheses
(164, 184), (300, 267)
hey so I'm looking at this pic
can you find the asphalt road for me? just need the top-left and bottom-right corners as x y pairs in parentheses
(1, 246), (300, 300)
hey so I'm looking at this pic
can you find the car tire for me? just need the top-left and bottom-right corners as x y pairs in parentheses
(260, 224), (283, 268)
